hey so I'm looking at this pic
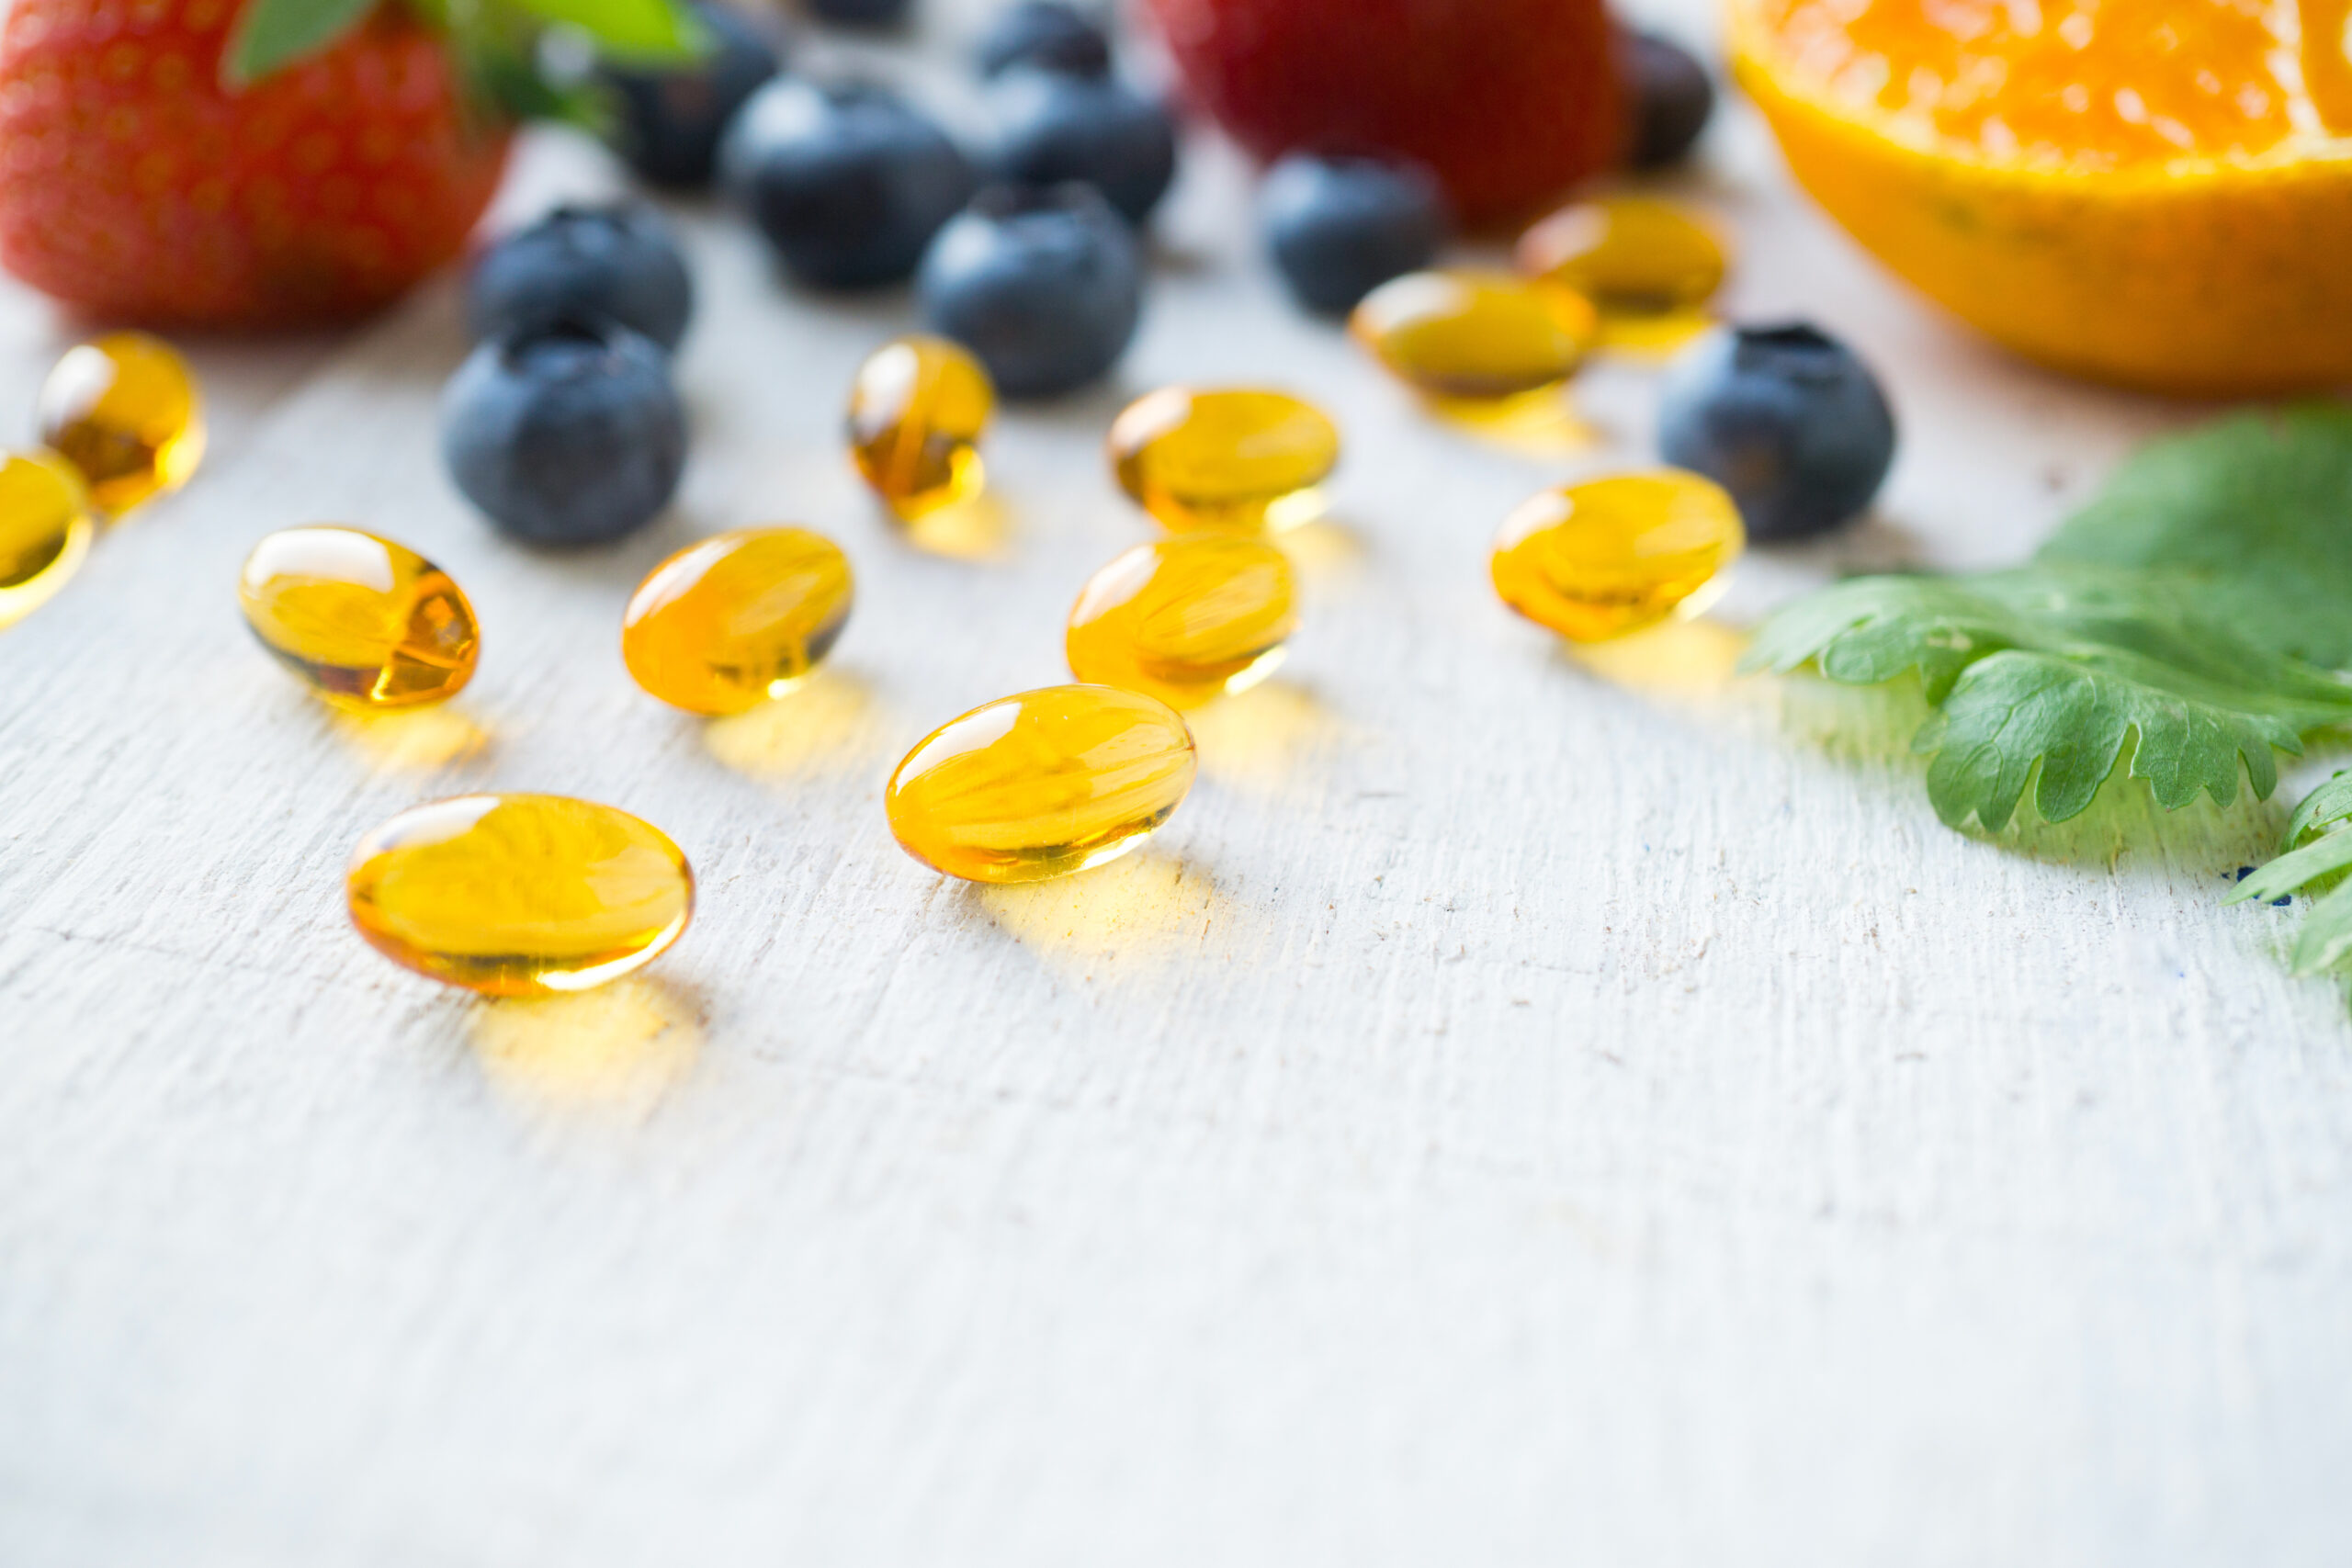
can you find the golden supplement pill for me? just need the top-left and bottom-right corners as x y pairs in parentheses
(238, 525), (480, 709)
(1350, 271), (1598, 403)
(1066, 536), (1298, 708)
(847, 334), (994, 519)
(1491, 470), (1744, 641)
(37, 332), (207, 513)
(1106, 387), (1340, 533)
(1515, 196), (1727, 316)
(347, 794), (694, 996)
(622, 526), (854, 715)
(0, 449), (94, 631)
(886, 684), (1196, 884)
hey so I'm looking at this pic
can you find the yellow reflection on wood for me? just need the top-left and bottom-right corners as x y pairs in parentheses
(1565, 615), (1747, 694)
(974, 850), (1226, 975)
(1274, 516), (1367, 582)
(1426, 389), (1600, 457)
(703, 667), (879, 782)
(1185, 677), (1340, 796)
(333, 704), (491, 769)
(1595, 309), (1714, 359)
(896, 491), (1011, 561)
(468, 976), (703, 1118)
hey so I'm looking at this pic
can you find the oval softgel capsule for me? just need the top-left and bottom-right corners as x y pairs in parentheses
(239, 525), (480, 709)
(346, 794), (694, 996)
(885, 684), (1197, 883)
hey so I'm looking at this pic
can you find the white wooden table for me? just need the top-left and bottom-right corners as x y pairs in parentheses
(6, 3), (2349, 1562)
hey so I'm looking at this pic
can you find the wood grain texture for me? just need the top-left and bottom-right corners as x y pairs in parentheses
(4, 4), (2350, 1562)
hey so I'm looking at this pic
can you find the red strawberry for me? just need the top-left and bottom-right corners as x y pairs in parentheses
(0, 1), (507, 326)
(1142, 0), (1623, 227)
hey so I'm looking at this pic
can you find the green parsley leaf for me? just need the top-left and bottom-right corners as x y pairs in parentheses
(2040, 404), (2352, 669)
(1743, 401), (2352, 830)
(2227, 771), (2352, 973)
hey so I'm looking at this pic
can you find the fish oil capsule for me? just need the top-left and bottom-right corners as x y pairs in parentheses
(887, 684), (1196, 883)
(623, 526), (854, 714)
(1106, 387), (1340, 533)
(1515, 196), (1727, 316)
(37, 332), (207, 513)
(0, 449), (94, 631)
(1492, 471), (1743, 641)
(847, 334), (994, 519)
(1066, 536), (1297, 707)
(239, 526), (480, 708)
(347, 794), (694, 996)
(1350, 271), (1599, 404)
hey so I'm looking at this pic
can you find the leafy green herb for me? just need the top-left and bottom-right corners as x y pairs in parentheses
(1744, 403), (2352, 830)
(2227, 771), (2352, 973)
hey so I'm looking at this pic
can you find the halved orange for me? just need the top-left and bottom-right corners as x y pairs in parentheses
(1732, 0), (2352, 394)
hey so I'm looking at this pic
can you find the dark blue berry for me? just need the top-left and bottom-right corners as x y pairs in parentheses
(1621, 28), (1714, 171)
(918, 184), (1141, 398)
(465, 204), (695, 353)
(976, 2), (1111, 77)
(1259, 152), (1447, 316)
(601, 3), (783, 189)
(721, 79), (978, 288)
(441, 318), (687, 546)
(806, 0), (910, 27)
(982, 67), (1176, 226)
(1657, 322), (1896, 542)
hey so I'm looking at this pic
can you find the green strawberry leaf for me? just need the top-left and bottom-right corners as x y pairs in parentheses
(2038, 402), (2352, 668)
(510, 0), (709, 63)
(223, 0), (379, 85)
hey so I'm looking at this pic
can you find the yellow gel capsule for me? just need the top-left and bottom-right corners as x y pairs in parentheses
(886, 684), (1197, 884)
(622, 526), (854, 715)
(347, 794), (694, 997)
(238, 525), (480, 709)
(1066, 536), (1297, 708)
(1515, 196), (1727, 317)
(1105, 387), (1340, 533)
(847, 334), (994, 519)
(37, 332), (207, 513)
(1349, 271), (1599, 404)
(1490, 470), (1744, 642)
(0, 449), (94, 632)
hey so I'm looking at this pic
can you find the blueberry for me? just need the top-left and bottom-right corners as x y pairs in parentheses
(466, 203), (695, 352)
(806, 0), (910, 27)
(1621, 28), (1715, 171)
(1260, 152), (1447, 315)
(981, 67), (1176, 225)
(441, 318), (687, 546)
(1657, 322), (1896, 541)
(601, 3), (783, 189)
(721, 79), (978, 288)
(918, 184), (1142, 398)
(975, 2), (1111, 78)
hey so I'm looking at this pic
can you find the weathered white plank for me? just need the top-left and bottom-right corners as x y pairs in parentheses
(3, 1), (2349, 1562)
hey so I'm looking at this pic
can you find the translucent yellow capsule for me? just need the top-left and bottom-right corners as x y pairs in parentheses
(238, 525), (480, 709)
(622, 526), (854, 715)
(1515, 196), (1727, 317)
(37, 332), (207, 513)
(1066, 536), (1297, 708)
(886, 684), (1196, 883)
(0, 449), (94, 632)
(847, 334), (994, 519)
(1106, 387), (1340, 533)
(347, 794), (694, 997)
(1490, 471), (1744, 642)
(1349, 271), (1599, 404)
